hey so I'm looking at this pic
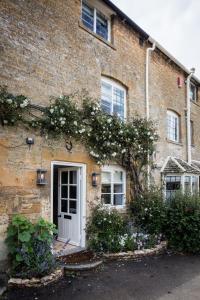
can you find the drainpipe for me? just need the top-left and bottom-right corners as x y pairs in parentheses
(146, 42), (156, 188)
(186, 68), (195, 165)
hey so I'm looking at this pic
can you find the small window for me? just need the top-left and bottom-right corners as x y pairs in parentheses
(167, 110), (180, 142)
(101, 166), (126, 207)
(81, 1), (110, 41)
(190, 82), (197, 102)
(101, 77), (126, 120)
(166, 176), (181, 200)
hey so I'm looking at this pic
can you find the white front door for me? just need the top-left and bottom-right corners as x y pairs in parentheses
(58, 167), (80, 246)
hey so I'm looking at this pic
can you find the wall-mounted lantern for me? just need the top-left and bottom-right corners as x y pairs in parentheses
(92, 172), (100, 187)
(37, 169), (47, 185)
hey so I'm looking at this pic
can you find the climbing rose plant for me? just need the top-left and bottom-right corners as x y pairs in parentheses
(0, 86), (158, 195)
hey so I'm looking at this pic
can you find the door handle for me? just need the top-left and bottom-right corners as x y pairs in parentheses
(58, 214), (61, 218)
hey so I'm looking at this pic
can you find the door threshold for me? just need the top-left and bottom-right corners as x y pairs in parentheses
(53, 240), (85, 257)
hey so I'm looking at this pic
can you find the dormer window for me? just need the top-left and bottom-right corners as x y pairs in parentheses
(81, 1), (111, 41)
(190, 82), (198, 102)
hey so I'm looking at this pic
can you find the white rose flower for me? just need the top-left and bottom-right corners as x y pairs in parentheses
(6, 99), (13, 104)
(74, 121), (78, 126)
(112, 152), (117, 157)
(50, 108), (54, 114)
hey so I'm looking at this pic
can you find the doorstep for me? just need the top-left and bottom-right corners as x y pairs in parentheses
(52, 240), (84, 257)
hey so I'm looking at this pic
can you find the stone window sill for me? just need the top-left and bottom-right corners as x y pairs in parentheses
(166, 138), (183, 146)
(79, 21), (116, 51)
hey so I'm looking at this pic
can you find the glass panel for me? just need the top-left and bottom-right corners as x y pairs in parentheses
(101, 81), (112, 114)
(192, 176), (198, 194)
(101, 194), (111, 204)
(69, 186), (77, 199)
(114, 184), (123, 193)
(61, 200), (68, 213)
(113, 87), (124, 119)
(184, 176), (191, 193)
(114, 194), (123, 205)
(166, 176), (181, 201)
(101, 184), (111, 193)
(101, 171), (111, 183)
(113, 171), (123, 183)
(167, 113), (179, 142)
(61, 172), (68, 184)
(82, 2), (94, 31)
(61, 186), (68, 198)
(96, 11), (108, 40)
(69, 200), (77, 214)
(70, 171), (77, 184)
(190, 84), (196, 101)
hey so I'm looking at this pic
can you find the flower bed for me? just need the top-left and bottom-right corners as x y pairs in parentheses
(8, 268), (63, 288)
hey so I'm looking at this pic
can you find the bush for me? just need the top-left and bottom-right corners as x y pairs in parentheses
(164, 193), (200, 253)
(86, 205), (135, 253)
(6, 215), (57, 278)
(130, 188), (166, 235)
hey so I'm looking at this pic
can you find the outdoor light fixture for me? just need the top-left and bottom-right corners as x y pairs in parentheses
(36, 169), (47, 185)
(26, 137), (34, 149)
(92, 172), (100, 187)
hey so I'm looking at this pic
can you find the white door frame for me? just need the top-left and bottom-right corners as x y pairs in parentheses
(51, 161), (87, 248)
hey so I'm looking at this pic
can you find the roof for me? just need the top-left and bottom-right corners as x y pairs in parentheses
(102, 0), (200, 85)
(161, 157), (200, 175)
(192, 160), (200, 171)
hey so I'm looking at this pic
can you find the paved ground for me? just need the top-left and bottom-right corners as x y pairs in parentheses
(3, 253), (200, 300)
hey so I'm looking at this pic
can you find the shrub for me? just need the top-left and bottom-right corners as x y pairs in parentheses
(86, 205), (135, 253)
(164, 193), (200, 253)
(130, 188), (166, 235)
(6, 215), (57, 278)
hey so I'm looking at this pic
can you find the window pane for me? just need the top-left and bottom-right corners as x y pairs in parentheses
(96, 11), (108, 40)
(61, 186), (68, 198)
(82, 2), (94, 31)
(101, 184), (111, 193)
(114, 184), (123, 193)
(69, 200), (77, 214)
(61, 200), (68, 213)
(101, 81), (112, 114)
(113, 171), (123, 183)
(113, 87), (124, 119)
(184, 176), (191, 193)
(114, 194), (123, 205)
(167, 112), (179, 142)
(101, 171), (111, 183)
(69, 186), (77, 199)
(190, 84), (196, 101)
(192, 176), (198, 194)
(166, 176), (181, 201)
(70, 171), (77, 184)
(61, 172), (68, 184)
(101, 194), (111, 204)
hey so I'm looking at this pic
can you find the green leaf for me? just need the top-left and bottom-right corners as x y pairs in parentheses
(18, 232), (31, 242)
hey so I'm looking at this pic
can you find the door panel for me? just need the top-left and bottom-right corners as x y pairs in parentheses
(58, 168), (80, 245)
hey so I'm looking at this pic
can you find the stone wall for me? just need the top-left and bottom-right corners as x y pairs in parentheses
(0, 0), (200, 262)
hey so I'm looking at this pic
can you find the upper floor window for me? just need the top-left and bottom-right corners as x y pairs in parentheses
(81, 1), (110, 41)
(190, 120), (194, 145)
(101, 77), (126, 120)
(101, 165), (126, 207)
(190, 82), (198, 102)
(167, 110), (180, 143)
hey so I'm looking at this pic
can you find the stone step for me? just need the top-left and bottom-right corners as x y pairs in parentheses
(63, 260), (103, 272)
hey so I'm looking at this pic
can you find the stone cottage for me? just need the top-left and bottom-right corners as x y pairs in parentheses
(0, 0), (200, 264)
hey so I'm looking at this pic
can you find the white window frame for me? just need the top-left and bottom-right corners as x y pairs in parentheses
(164, 174), (199, 200)
(190, 82), (197, 102)
(167, 110), (180, 143)
(81, 0), (111, 42)
(101, 76), (127, 120)
(101, 165), (126, 208)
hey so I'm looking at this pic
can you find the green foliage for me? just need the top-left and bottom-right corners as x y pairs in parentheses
(86, 205), (135, 253)
(0, 86), (29, 126)
(130, 188), (166, 235)
(164, 193), (200, 253)
(6, 215), (57, 278)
